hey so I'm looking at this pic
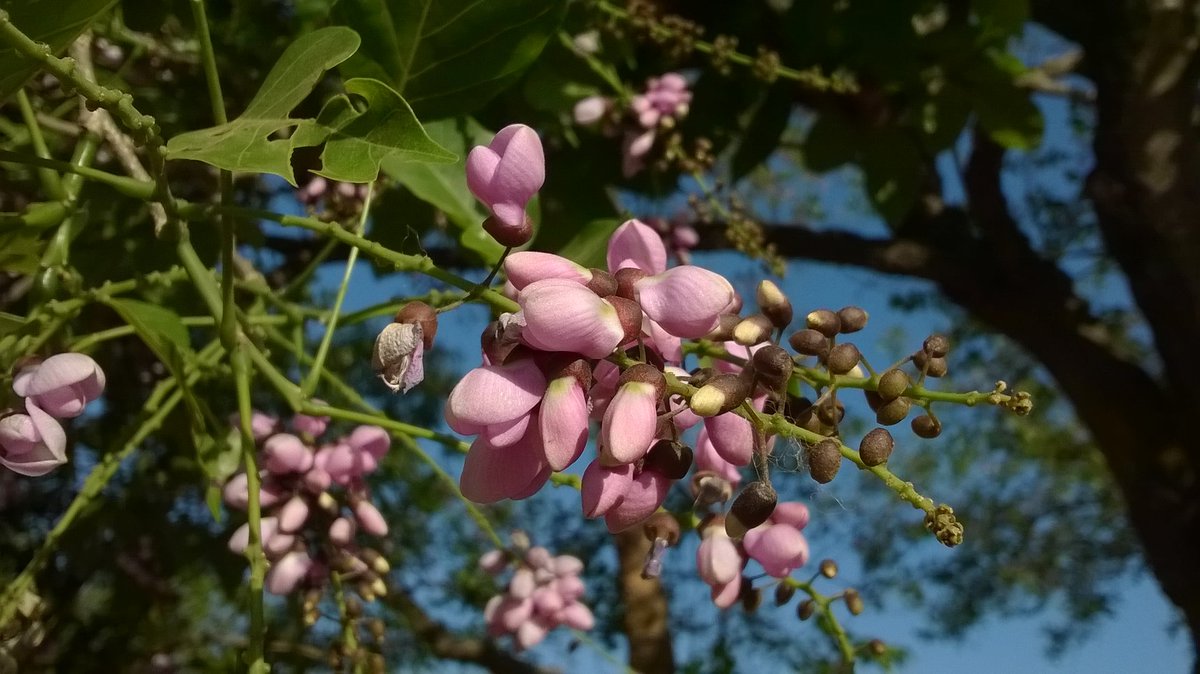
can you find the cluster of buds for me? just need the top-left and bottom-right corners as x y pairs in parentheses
(573, 73), (693, 177)
(479, 533), (594, 649)
(695, 501), (811, 607)
(1, 353), (105, 476)
(222, 411), (392, 605)
(296, 177), (370, 222)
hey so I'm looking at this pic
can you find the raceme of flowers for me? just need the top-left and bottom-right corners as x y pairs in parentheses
(223, 411), (392, 604)
(573, 72), (692, 176)
(1, 353), (106, 476)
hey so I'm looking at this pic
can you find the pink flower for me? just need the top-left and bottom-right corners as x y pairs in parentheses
(445, 359), (546, 433)
(607, 219), (668, 274)
(539, 376), (589, 471)
(704, 410), (754, 467)
(635, 266), (736, 338)
(459, 419), (550, 504)
(262, 433), (314, 475)
(599, 381), (658, 465)
(291, 411), (328, 437)
(266, 550), (313, 595)
(504, 252), (592, 290)
(0, 404), (67, 476)
(573, 96), (609, 125)
(771, 501), (810, 530)
(581, 460), (634, 518)
(603, 469), (670, 533)
(12, 353), (105, 419)
(466, 124), (545, 245)
(697, 523), (743, 586)
(743, 523), (809, 577)
(518, 279), (625, 358)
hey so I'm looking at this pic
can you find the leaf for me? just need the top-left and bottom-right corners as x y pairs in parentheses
(555, 218), (621, 269)
(860, 130), (922, 225)
(165, 27), (361, 183)
(381, 117), (506, 263)
(802, 113), (857, 172)
(293, 78), (454, 183)
(332, 0), (567, 119)
(0, 311), (25, 338)
(0, 0), (118, 100)
(731, 84), (795, 181)
(970, 55), (1043, 150)
(108, 298), (190, 360)
(973, 0), (1029, 37)
(0, 230), (42, 274)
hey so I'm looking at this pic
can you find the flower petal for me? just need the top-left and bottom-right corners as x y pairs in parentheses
(581, 460), (633, 518)
(636, 266), (735, 338)
(743, 523), (809, 577)
(446, 359), (546, 429)
(603, 469), (670, 532)
(704, 412), (754, 467)
(519, 279), (624, 358)
(540, 377), (589, 471)
(505, 252), (591, 290)
(600, 382), (658, 465)
(607, 219), (667, 274)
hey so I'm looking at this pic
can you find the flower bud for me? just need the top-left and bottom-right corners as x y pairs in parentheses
(844, 588), (864, 615)
(877, 369), (910, 401)
(733, 314), (773, 346)
(643, 439), (693, 480)
(788, 329), (829, 357)
(689, 373), (753, 417)
(827, 343), (861, 375)
(922, 334), (950, 358)
(858, 428), (894, 467)
(868, 639), (887, 657)
(726, 480), (777, 539)
(913, 350), (948, 377)
(704, 313), (742, 342)
(614, 267), (646, 301)
(807, 440), (841, 484)
(774, 583), (796, 606)
(756, 280), (793, 329)
(797, 599), (816, 621)
(911, 414), (942, 438)
(751, 344), (793, 391)
(618, 363), (666, 400)
(816, 398), (844, 426)
(875, 397), (911, 426)
(837, 306), (868, 333)
(819, 558), (838, 578)
(805, 309), (841, 338)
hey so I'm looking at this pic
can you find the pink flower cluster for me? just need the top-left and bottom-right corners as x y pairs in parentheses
(223, 411), (391, 597)
(574, 73), (693, 176)
(446, 218), (737, 535)
(696, 504), (811, 607)
(1, 353), (105, 476)
(479, 539), (594, 649)
(297, 176), (370, 221)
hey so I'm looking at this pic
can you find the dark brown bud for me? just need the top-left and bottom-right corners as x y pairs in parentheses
(877, 369), (910, 401)
(923, 334), (950, 358)
(844, 588), (864, 615)
(741, 581), (763, 612)
(837, 306), (869, 333)
(482, 214), (533, 247)
(806, 309), (841, 338)
(619, 363), (666, 400)
(690, 372), (753, 417)
(643, 439), (694, 480)
(614, 267), (647, 300)
(704, 313), (742, 342)
(774, 583), (796, 606)
(797, 599), (816, 621)
(752, 344), (794, 391)
(608, 296), (645, 345)
(586, 268), (618, 297)
(913, 350), (948, 377)
(875, 397), (911, 426)
(756, 280), (793, 329)
(788, 328), (829, 357)
(688, 366), (718, 388)
(827, 343), (861, 375)
(643, 512), (682, 545)
(726, 480), (778, 539)
(864, 389), (883, 412)
(733, 313), (774, 346)
(819, 558), (839, 578)
(807, 440), (842, 483)
(395, 300), (438, 349)
(868, 639), (887, 657)
(816, 398), (844, 426)
(859, 428), (894, 466)
(911, 414), (942, 438)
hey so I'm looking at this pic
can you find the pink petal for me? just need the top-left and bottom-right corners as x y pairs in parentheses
(16, 353), (105, 399)
(573, 96), (608, 125)
(555, 575), (585, 601)
(533, 586), (564, 614)
(346, 425), (390, 460)
(711, 577), (741, 608)
(0, 405), (67, 477)
(497, 596), (534, 632)
(560, 602), (595, 630)
(483, 414), (531, 448)
(704, 412), (754, 467)
(266, 551), (312, 595)
(505, 251), (591, 290)
(554, 555), (584, 577)
(588, 360), (620, 420)
(645, 318), (683, 363)
(694, 428), (743, 484)
(519, 279), (624, 358)
(277, 495), (310, 533)
(581, 460), (634, 518)
(291, 412), (328, 437)
(635, 266), (736, 338)
(515, 617), (549, 649)
(603, 469), (670, 533)
(329, 517), (355, 546)
(466, 146), (501, 204)
(489, 125), (545, 206)
(353, 499), (389, 537)
(446, 360), (546, 430)
(771, 501), (810, 530)
(539, 377), (589, 471)
(607, 219), (667, 274)
(459, 426), (548, 504)
(697, 529), (743, 586)
(262, 433), (314, 474)
(600, 382), (658, 465)
(743, 524), (809, 578)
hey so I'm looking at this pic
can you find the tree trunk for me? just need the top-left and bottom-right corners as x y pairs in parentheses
(614, 528), (675, 673)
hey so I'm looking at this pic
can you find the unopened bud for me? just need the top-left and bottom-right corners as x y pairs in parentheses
(756, 280), (793, 328)
(837, 306), (869, 333)
(819, 559), (839, 578)
(704, 313), (742, 342)
(619, 363), (667, 400)
(911, 414), (942, 438)
(788, 329), (829, 357)
(815, 398), (844, 426)
(805, 309), (841, 338)
(752, 344), (794, 391)
(843, 588), (864, 615)
(877, 369), (910, 401)
(361, 548), (391, 575)
(741, 582), (763, 612)
(859, 428), (894, 466)
(868, 639), (887, 657)
(689, 373), (752, 417)
(923, 334), (950, 358)
(370, 577), (388, 598)
(807, 440), (842, 484)
(797, 599), (816, 620)
(726, 480), (778, 539)
(827, 343), (861, 375)
(875, 396), (912, 426)
(644, 439), (693, 480)
(317, 491), (338, 514)
(913, 350), (948, 377)
(733, 313), (773, 346)
(774, 583), (796, 606)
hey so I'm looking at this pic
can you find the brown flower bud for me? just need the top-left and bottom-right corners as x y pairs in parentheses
(483, 214), (533, 247)
(643, 512), (681, 545)
(704, 313), (743, 342)
(788, 328), (830, 357)
(643, 439), (693, 480)
(868, 639), (887, 657)
(816, 398), (844, 426)
(913, 350), (948, 377)
(875, 397), (911, 426)
(752, 344), (794, 391)
(774, 583), (796, 606)
(807, 440), (842, 483)
(608, 296), (646, 345)
(837, 306), (869, 333)
(797, 599), (816, 621)
(911, 414), (942, 438)
(395, 301), (438, 349)
(827, 343), (861, 375)
(726, 480), (778, 539)
(733, 313), (774, 346)
(619, 363), (666, 400)
(586, 268), (618, 297)
(923, 333), (950, 358)
(844, 588), (864, 615)
(805, 309), (841, 338)
(756, 280), (793, 329)
(859, 428), (894, 466)
(819, 558), (839, 578)
(877, 369), (910, 401)
(863, 389), (883, 412)
(689, 372), (753, 417)
(741, 581), (763, 612)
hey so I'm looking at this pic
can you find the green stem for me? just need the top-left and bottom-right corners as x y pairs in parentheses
(784, 577), (856, 665)
(232, 346), (268, 668)
(0, 149), (155, 200)
(14, 89), (65, 200)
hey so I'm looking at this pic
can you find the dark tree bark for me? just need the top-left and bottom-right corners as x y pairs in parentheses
(614, 529), (675, 673)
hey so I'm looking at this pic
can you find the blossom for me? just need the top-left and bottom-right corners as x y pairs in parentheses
(0, 404), (67, 476)
(466, 124), (545, 246)
(12, 353), (106, 419)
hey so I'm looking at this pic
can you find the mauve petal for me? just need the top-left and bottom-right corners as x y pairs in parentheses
(505, 252), (591, 290)
(771, 501), (810, 530)
(446, 360), (546, 428)
(588, 360), (620, 420)
(603, 469), (670, 533)
(490, 202), (528, 230)
(262, 433), (314, 474)
(555, 575), (586, 601)
(497, 596), (534, 632)
(705, 412), (754, 467)
(581, 460), (634, 518)
(20, 353), (104, 398)
(483, 414), (531, 448)
(600, 382), (658, 465)
(644, 318), (682, 363)
(0, 413), (40, 456)
(697, 528), (743, 586)
(26, 403), (65, 459)
(509, 462), (553, 501)
(329, 517), (355, 546)
(607, 219), (667, 274)
(519, 279), (624, 358)
(460, 428), (548, 504)
(489, 125), (545, 204)
(346, 425), (390, 460)
(561, 602), (595, 630)
(466, 146), (501, 204)
(354, 500), (389, 537)
(510, 568), (537, 599)
(277, 496), (310, 533)
(659, 73), (688, 91)
(29, 385), (87, 418)
(540, 377), (589, 471)
(533, 586), (564, 614)
(636, 266), (735, 338)
(516, 617), (549, 650)
(291, 412), (328, 437)
(554, 555), (584, 577)
(711, 577), (741, 608)
(743, 524), (809, 577)
(266, 551), (312, 595)
(626, 129), (656, 159)
(573, 95), (608, 124)
(401, 340), (425, 392)
(694, 428), (743, 484)
(715, 341), (762, 374)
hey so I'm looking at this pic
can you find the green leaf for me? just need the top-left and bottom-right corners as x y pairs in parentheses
(381, 117), (506, 263)
(802, 113), (857, 172)
(0, 0), (118, 100)
(108, 298), (190, 359)
(860, 130), (922, 225)
(293, 78), (454, 183)
(555, 218), (621, 269)
(332, 0), (567, 119)
(196, 429), (242, 499)
(973, 0), (1029, 36)
(0, 311), (25, 338)
(0, 230), (42, 274)
(731, 84), (795, 181)
(165, 27), (361, 183)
